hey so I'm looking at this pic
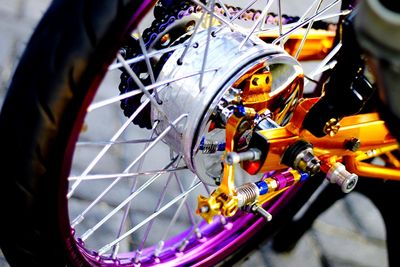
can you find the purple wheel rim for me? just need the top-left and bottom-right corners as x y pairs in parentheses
(73, 186), (297, 266)
(65, 0), (304, 265)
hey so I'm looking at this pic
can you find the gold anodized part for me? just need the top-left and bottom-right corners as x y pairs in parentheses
(197, 110), (256, 223)
(196, 163), (239, 223)
(323, 118), (340, 136)
(241, 71), (272, 108)
(258, 28), (336, 61)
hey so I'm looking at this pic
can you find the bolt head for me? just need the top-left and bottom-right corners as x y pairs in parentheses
(323, 118), (340, 136)
(346, 138), (361, 152)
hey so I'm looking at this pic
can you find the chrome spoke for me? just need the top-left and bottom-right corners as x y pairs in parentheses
(272, 0), (341, 45)
(88, 89), (145, 112)
(191, 0), (239, 32)
(294, 0), (325, 59)
(76, 138), (157, 146)
(174, 173), (197, 227)
(255, 8), (349, 38)
(231, 0), (258, 23)
(277, 0), (283, 45)
(199, 0), (216, 91)
(79, 157), (180, 241)
(78, 114), (187, 239)
(154, 176), (200, 257)
(137, 30), (161, 104)
(239, 0), (275, 49)
(68, 167), (188, 181)
(215, 0), (258, 35)
(215, 0), (232, 18)
(177, 221), (203, 252)
(109, 44), (186, 70)
(117, 54), (170, 122)
(112, 124), (160, 258)
(305, 43), (342, 86)
(278, 0), (324, 44)
(89, 68), (219, 112)
(71, 114), (187, 227)
(68, 98), (151, 198)
(98, 180), (202, 255)
(71, 156), (180, 229)
(178, 5), (208, 65)
(135, 162), (180, 257)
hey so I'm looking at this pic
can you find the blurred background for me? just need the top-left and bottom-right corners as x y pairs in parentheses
(0, 1), (388, 266)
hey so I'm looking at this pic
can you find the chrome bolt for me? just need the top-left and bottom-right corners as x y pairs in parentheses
(326, 162), (358, 193)
(225, 148), (261, 165)
(199, 205), (210, 213)
(250, 204), (273, 221)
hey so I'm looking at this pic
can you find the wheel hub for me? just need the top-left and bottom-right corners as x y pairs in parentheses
(152, 27), (304, 185)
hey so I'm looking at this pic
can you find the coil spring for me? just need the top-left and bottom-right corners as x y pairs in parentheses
(201, 141), (219, 154)
(237, 183), (259, 207)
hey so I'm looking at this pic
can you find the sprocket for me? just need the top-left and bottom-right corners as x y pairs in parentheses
(118, 0), (195, 129)
(117, 0), (334, 129)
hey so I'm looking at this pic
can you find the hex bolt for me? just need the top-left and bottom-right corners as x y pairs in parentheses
(281, 140), (321, 175)
(345, 137), (361, 152)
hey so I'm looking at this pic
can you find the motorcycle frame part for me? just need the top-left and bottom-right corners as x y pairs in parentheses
(259, 28), (336, 61)
(303, 9), (376, 137)
(250, 99), (398, 180)
(197, 101), (398, 223)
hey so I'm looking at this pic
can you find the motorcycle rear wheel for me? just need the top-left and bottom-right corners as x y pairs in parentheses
(0, 0), (349, 266)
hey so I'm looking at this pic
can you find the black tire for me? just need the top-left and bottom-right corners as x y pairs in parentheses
(0, 0), (151, 266)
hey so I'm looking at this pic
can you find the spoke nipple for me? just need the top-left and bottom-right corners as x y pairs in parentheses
(154, 241), (164, 258)
(71, 215), (84, 227)
(195, 228), (203, 239)
(134, 249), (142, 264)
(178, 239), (189, 252)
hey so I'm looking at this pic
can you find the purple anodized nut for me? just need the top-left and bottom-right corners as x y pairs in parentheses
(273, 173), (287, 190)
(272, 171), (296, 190)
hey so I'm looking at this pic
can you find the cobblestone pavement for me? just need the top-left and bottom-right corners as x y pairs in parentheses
(0, 1), (388, 267)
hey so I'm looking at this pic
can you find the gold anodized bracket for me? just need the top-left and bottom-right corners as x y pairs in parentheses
(197, 108), (257, 223)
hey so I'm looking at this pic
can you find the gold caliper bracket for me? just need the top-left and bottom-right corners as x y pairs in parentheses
(197, 107), (257, 223)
